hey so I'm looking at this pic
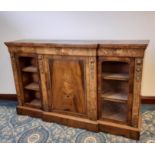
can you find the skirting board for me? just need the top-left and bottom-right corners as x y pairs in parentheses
(0, 94), (155, 104)
(141, 96), (155, 104)
(0, 94), (17, 101)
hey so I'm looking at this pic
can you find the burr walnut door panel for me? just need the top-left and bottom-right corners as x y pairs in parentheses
(45, 56), (87, 117)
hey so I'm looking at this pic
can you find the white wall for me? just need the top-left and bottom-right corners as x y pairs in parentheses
(0, 11), (155, 96)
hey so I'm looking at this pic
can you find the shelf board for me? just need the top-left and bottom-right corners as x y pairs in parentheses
(22, 66), (37, 73)
(102, 73), (129, 81)
(101, 108), (127, 122)
(25, 99), (41, 109)
(24, 82), (40, 91)
(101, 92), (128, 103)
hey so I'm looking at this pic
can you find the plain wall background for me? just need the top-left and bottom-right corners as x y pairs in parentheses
(0, 11), (155, 96)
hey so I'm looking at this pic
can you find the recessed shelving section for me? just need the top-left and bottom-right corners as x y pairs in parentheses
(99, 59), (130, 124)
(25, 99), (41, 109)
(24, 90), (41, 109)
(101, 101), (127, 123)
(102, 61), (129, 75)
(101, 80), (129, 96)
(18, 56), (42, 109)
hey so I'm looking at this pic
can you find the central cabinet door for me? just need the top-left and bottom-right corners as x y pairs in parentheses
(45, 55), (87, 117)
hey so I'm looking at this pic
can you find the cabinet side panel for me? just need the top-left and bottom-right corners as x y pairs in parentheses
(127, 58), (135, 125)
(132, 58), (143, 127)
(9, 52), (24, 105)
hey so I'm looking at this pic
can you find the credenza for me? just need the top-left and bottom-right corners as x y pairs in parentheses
(5, 40), (148, 140)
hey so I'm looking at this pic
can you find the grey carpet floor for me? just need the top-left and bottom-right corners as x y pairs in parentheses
(0, 100), (155, 143)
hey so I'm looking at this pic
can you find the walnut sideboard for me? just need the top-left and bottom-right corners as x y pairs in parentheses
(5, 40), (148, 140)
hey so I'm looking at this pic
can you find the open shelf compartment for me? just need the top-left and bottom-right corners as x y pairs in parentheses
(24, 90), (42, 109)
(99, 59), (130, 124)
(101, 61), (129, 81)
(19, 56), (37, 71)
(101, 100), (128, 123)
(101, 80), (129, 103)
(18, 56), (42, 109)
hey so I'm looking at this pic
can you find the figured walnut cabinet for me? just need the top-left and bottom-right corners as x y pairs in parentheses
(5, 40), (148, 140)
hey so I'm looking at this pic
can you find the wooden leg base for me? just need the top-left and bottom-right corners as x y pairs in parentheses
(16, 106), (140, 140)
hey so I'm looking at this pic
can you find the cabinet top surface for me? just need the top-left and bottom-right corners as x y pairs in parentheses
(5, 40), (149, 49)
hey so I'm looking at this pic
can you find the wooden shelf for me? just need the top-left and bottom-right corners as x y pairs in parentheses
(25, 99), (41, 108)
(102, 73), (129, 81)
(24, 82), (39, 91)
(101, 105), (127, 122)
(22, 66), (37, 73)
(101, 92), (128, 103)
